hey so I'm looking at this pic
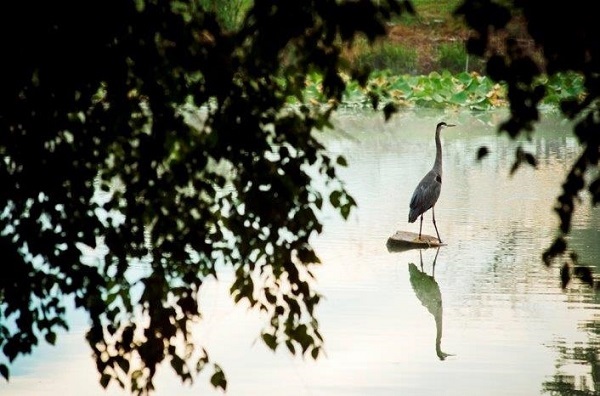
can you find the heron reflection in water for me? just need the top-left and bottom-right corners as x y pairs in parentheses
(408, 247), (453, 360)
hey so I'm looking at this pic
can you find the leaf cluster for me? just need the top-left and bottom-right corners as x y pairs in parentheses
(0, 0), (409, 393)
(455, 0), (600, 289)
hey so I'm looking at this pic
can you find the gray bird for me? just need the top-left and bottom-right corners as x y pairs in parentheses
(408, 122), (455, 243)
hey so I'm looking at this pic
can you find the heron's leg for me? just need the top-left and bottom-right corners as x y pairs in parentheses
(432, 206), (442, 243)
(432, 247), (440, 276)
(418, 215), (424, 239)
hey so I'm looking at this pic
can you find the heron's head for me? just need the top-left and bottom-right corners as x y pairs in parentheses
(437, 122), (456, 130)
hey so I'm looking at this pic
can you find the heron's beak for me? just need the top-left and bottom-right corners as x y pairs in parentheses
(447, 124), (456, 127)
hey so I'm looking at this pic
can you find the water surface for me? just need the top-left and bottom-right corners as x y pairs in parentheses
(2, 108), (599, 396)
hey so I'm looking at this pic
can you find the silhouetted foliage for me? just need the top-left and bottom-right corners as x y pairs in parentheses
(0, 0), (410, 393)
(476, 146), (489, 161)
(2, 0), (600, 394)
(456, 0), (600, 287)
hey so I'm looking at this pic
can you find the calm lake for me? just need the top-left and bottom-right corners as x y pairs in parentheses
(2, 108), (599, 396)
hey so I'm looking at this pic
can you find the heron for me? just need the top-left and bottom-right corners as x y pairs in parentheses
(408, 122), (455, 243)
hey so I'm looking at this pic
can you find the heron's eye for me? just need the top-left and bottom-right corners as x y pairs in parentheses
(436, 175), (442, 183)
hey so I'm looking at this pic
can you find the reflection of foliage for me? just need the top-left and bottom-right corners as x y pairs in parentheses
(543, 315), (600, 395)
(542, 344), (600, 395)
(0, 0), (409, 393)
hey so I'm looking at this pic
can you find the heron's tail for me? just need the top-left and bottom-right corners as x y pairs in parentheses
(408, 208), (419, 223)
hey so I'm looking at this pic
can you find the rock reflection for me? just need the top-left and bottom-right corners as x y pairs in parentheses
(408, 248), (453, 360)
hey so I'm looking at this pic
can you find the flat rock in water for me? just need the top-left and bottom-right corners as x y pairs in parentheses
(386, 230), (446, 252)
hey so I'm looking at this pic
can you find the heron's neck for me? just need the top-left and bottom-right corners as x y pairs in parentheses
(434, 129), (443, 173)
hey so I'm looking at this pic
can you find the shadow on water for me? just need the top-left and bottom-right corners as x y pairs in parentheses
(407, 248), (453, 361)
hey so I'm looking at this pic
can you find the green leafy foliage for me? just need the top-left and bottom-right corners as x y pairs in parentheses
(439, 44), (466, 73)
(299, 69), (583, 112)
(355, 42), (419, 75)
(197, 0), (251, 31)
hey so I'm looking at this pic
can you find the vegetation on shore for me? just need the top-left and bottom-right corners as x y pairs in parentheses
(203, 0), (584, 112)
(298, 70), (584, 112)
(340, 1), (584, 111)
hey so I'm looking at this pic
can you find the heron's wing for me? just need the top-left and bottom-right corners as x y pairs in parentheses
(409, 170), (442, 215)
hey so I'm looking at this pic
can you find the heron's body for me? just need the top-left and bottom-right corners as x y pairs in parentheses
(408, 169), (442, 223)
(408, 122), (455, 242)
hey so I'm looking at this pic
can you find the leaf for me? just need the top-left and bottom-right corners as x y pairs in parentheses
(369, 92), (380, 110)
(196, 353), (209, 374)
(0, 364), (9, 381)
(383, 102), (398, 121)
(451, 91), (469, 104)
(170, 355), (185, 375)
(329, 191), (341, 207)
(510, 147), (523, 176)
(261, 333), (278, 351)
(311, 346), (320, 359)
(264, 289), (276, 304)
(100, 373), (111, 389)
(285, 340), (296, 354)
(210, 365), (227, 391)
(542, 237), (567, 265)
(45, 331), (56, 345)
(476, 146), (489, 161)
(117, 357), (130, 374)
(524, 152), (538, 168)
(340, 203), (352, 220)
